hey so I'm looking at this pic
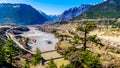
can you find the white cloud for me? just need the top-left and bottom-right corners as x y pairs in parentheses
(104, 0), (107, 1)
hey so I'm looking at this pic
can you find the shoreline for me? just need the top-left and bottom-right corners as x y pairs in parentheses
(21, 26), (59, 52)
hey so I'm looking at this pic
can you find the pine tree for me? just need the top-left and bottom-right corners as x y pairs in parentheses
(23, 59), (30, 68)
(31, 48), (43, 66)
(4, 39), (19, 67)
(47, 58), (57, 68)
(76, 21), (103, 51)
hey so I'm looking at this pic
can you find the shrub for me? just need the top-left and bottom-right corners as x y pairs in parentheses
(65, 50), (102, 68)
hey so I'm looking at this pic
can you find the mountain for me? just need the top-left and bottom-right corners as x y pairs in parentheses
(39, 10), (58, 21)
(0, 3), (48, 25)
(48, 15), (58, 21)
(56, 4), (94, 22)
(75, 0), (120, 19)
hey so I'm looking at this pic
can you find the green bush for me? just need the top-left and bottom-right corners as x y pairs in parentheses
(23, 59), (30, 68)
(65, 50), (102, 68)
(47, 58), (57, 68)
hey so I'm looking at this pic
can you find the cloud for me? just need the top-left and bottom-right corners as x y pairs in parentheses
(104, 0), (107, 1)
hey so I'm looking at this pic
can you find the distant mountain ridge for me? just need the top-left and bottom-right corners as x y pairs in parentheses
(48, 15), (59, 21)
(56, 4), (94, 22)
(75, 0), (120, 19)
(39, 10), (58, 21)
(0, 3), (48, 25)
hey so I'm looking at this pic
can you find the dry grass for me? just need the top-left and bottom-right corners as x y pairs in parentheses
(102, 32), (120, 37)
(41, 51), (62, 60)
(54, 58), (69, 68)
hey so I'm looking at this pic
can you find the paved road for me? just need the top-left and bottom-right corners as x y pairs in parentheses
(7, 32), (34, 54)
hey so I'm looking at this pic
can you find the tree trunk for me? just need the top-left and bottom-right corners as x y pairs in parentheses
(10, 53), (13, 67)
(83, 32), (87, 51)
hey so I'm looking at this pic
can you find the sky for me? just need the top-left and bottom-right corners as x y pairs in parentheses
(0, 0), (104, 15)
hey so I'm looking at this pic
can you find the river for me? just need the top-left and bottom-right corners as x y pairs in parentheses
(21, 26), (58, 52)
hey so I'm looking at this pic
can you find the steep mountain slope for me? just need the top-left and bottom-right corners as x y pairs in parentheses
(39, 10), (58, 21)
(75, 0), (120, 19)
(0, 3), (47, 25)
(56, 4), (94, 22)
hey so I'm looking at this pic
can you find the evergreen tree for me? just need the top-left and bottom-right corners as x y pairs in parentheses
(65, 50), (101, 68)
(24, 38), (29, 46)
(4, 39), (19, 67)
(23, 59), (30, 68)
(60, 64), (65, 68)
(31, 48), (43, 66)
(47, 58), (57, 68)
(0, 41), (5, 64)
(76, 21), (103, 51)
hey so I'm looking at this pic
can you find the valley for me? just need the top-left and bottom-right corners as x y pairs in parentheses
(1, 20), (120, 68)
(0, 25), (69, 68)
(1, 0), (120, 68)
(39, 21), (120, 67)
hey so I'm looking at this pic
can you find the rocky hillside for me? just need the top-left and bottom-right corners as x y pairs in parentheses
(56, 4), (94, 22)
(0, 3), (48, 25)
(75, 0), (120, 19)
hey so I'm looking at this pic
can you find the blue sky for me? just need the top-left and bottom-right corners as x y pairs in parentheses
(0, 0), (104, 15)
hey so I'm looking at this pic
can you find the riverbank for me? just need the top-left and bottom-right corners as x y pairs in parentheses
(38, 23), (120, 67)
(21, 26), (69, 68)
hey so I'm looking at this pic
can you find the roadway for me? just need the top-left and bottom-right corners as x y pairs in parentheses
(5, 26), (63, 60)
